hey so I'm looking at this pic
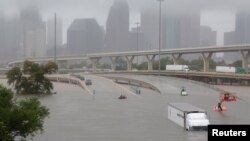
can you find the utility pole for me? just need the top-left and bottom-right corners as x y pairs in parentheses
(54, 13), (57, 64)
(157, 0), (164, 73)
(136, 22), (140, 66)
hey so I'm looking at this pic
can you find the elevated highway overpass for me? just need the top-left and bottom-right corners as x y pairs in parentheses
(6, 44), (250, 73)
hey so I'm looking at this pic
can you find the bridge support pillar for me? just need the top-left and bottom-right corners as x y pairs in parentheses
(146, 55), (156, 70)
(125, 56), (135, 71)
(110, 57), (117, 71)
(201, 52), (212, 72)
(90, 58), (101, 72)
(241, 51), (250, 71)
(172, 54), (182, 65)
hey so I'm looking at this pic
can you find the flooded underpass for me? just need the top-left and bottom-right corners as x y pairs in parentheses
(1, 74), (250, 141)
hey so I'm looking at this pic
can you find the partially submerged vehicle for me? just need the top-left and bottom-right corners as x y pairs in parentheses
(180, 87), (188, 96)
(118, 94), (127, 99)
(213, 91), (237, 112)
(168, 103), (210, 131)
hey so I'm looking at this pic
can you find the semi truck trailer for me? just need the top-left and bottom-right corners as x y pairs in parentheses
(168, 102), (210, 131)
(166, 65), (189, 71)
(215, 66), (245, 74)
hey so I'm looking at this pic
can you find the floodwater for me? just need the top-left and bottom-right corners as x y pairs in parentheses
(1, 75), (250, 141)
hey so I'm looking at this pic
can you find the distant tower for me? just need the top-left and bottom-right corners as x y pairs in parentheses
(224, 11), (250, 62)
(0, 11), (5, 61)
(67, 19), (103, 55)
(105, 0), (130, 52)
(140, 4), (159, 50)
(179, 12), (201, 48)
(0, 11), (4, 49)
(19, 5), (46, 58)
(200, 26), (217, 46)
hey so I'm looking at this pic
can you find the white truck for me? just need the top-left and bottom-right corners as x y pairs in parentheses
(166, 65), (189, 71)
(168, 103), (210, 131)
(215, 66), (246, 74)
(215, 66), (235, 73)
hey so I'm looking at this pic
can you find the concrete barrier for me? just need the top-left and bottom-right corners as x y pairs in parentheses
(46, 74), (91, 94)
(101, 75), (161, 94)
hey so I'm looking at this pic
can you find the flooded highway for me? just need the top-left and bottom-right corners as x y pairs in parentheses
(1, 75), (250, 141)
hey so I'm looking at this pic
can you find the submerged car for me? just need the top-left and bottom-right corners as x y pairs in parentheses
(85, 79), (92, 85)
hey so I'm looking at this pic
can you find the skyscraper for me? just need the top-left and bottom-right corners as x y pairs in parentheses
(105, 0), (130, 52)
(141, 4), (200, 50)
(200, 26), (217, 46)
(224, 11), (250, 61)
(225, 11), (250, 45)
(163, 14), (181, 49)
(0, 11), (4, 50)
(67, 18), (103, 55)
(0, 11), (5, 62)
(179, 12), (201, 48)
(19, 6), (46, 58)
(140, 4), (159, 50)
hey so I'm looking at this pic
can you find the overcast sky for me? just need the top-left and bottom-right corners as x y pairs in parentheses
(1, 0), (249, 44)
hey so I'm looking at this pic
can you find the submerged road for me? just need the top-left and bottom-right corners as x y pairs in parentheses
(1, 74), (250, 141)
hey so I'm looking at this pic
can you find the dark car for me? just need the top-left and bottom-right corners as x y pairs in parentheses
(85, 79), (92, 85)
(79, 76), (85, 81)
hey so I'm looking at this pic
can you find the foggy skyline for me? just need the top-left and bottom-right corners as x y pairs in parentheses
(1, 0), (249, 44)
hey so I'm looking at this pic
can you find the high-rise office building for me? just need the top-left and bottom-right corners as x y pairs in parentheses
(200, 26), (216, 46)
(224, 11), (250, 62)
(179, 13), (201, 48)
(105, 0), (130, 52)
(225, 11), (250, 45)
(141, 4), (200, 50)
(0, 11), (4, 49)
(3, 17), (20, 60)
(0, 11), (5, 62)
(140, 4), (159, 50)
(19, 6), (46, 58)
(163, 14), (181, 49)
(67, 18), (103, 55)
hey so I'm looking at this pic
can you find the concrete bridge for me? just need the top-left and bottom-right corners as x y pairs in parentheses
(7, 44), (250, 72)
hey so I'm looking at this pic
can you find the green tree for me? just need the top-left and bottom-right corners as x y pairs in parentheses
(229, 60), (242, 67)
(189, 58), (203, 71)
(6, 60), (58, 94)
(0, 85), (49, 141)
(43, 61), (58, 74)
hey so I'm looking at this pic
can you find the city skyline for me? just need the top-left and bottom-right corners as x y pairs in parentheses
(0, 0), (246, 44)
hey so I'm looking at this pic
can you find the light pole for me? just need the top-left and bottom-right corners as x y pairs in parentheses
(54, 13), (57, 64)
(136, 22), (140, 66)
(157, 0), (164, 73)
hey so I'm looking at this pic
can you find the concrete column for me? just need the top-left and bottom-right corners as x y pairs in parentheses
(110, 57), (117, 71)
(90, 58), (101, 72)
(125, 56), (135, 71)
(172, 54), (182, 65)
(146, 55), (156, 70)
(201, 52), (212, 72)
(241, 51), (250, 71)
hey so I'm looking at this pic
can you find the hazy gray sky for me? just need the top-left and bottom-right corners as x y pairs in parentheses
(1, 0), (249, 44)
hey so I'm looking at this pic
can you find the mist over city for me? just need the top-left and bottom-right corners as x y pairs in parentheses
(1, 1), (250, 141)
(1, 0), (250, 65)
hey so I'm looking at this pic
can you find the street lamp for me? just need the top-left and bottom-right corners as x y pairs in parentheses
(135, 22), (140, 66)
(54, 13), (57, 64)
(157, 0), (164, 73)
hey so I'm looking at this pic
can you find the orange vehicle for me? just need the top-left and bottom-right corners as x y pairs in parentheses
(219, 92), (236, 102)
(213, 92), (236, 112)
